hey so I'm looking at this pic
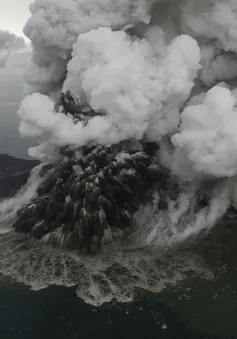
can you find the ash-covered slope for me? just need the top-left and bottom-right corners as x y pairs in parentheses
(3, 1), (237, 307)
(13, 91), (235, 253)
(13, 92), (163, 252)
(7, 0), (237, 254)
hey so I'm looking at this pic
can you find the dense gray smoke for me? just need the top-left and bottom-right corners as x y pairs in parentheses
(18, 0), (237, 179)
(0, 0), (237, 305)
(13, 0), (237, 239)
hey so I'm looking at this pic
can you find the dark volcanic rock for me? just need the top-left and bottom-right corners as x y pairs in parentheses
(12, 91), (224, 254)
(14, 142), (161, 253)
(12, 91), (180, 253)
(13, 91), (165, 253)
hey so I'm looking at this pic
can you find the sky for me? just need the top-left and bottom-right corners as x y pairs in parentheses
(0, 1), (33, 158)
(0, 0), (32, 37)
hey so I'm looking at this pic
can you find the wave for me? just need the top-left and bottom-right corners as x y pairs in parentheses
(0, 163), (44, 232)
(0, 161), (223, 306)
(0, 229), (212, 306)
(1, 0), (237, 305)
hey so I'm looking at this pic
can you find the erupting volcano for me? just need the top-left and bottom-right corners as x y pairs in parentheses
(1, 0), (237, 305)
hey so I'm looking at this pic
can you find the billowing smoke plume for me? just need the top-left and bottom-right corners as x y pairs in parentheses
(183, 0), (237, 53)
(19, 27), (200, 151)
(22, 0), (152, 95)
(15, 0), (237, 240)
(2, 0), (237, 306)
(172, 85), (237, 178)
(0, 30), (26, 68)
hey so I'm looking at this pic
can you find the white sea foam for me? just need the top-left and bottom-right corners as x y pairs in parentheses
(0, 164), (44, 232)
(0, 231), (212, 306)
(1, 0), (237, 305)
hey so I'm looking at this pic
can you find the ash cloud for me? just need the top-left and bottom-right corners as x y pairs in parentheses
(22, 0), (153, 95)
(2, 0), (237, 306)
(15, 0), (237, 232)
(19, 27), (200, 149)
(18, 0), (237, 175)
(172, 85), (237, 178)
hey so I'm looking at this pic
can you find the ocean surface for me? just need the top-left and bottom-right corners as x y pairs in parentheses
(0, 67), (237, 339)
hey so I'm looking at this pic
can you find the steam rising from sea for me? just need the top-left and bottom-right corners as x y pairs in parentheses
(0, 0), (237, 305)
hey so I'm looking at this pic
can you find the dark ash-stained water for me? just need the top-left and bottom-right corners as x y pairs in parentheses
(1, 37), (237, 339)
(0, 224), (237, 339)
(0, 156), (237, 338)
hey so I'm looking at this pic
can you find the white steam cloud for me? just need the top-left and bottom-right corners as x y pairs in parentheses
(18, 0), (237, 175)
(184, 0), (237, 53)
(19, 27), (200, 149)
(15, 0), (237, 233)
(22, 0), (152, 95)
(2, 0), (237, 305)
(172, 85), (237, 178)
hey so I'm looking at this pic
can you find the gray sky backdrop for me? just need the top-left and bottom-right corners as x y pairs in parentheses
(0, 0), (31, 36)
(0, 1), (33, 158)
